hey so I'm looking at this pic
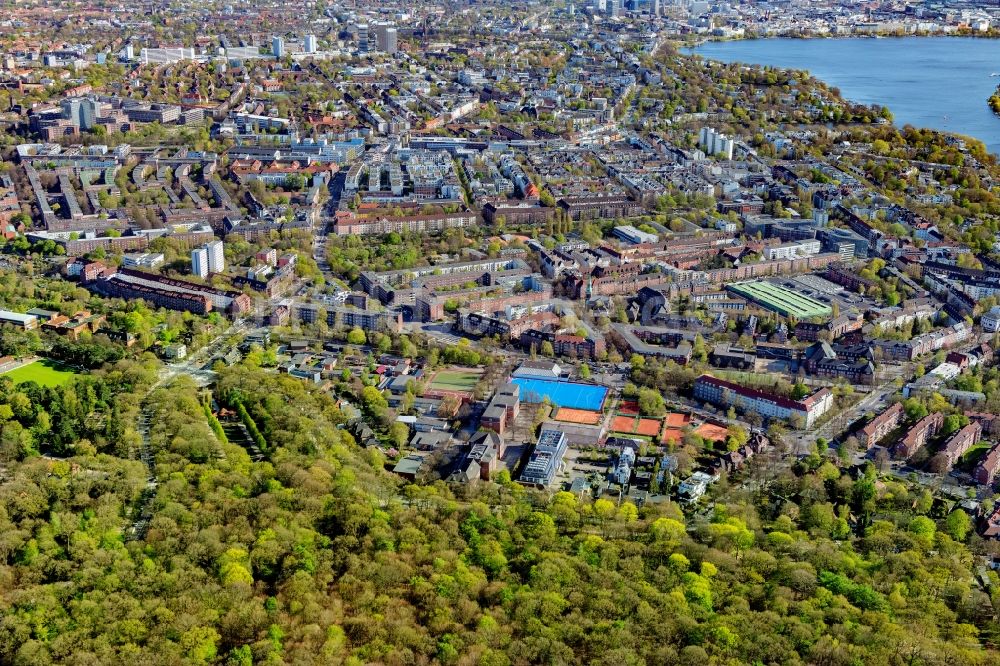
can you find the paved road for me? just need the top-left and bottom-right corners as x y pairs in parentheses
(410, 321), (462, 346)
(125, 321), (248, 541)
(152, 320), (248, 391)
(788, 380), (899, 455)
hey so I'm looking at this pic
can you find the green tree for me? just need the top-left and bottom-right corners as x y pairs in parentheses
(637, 387), (665, 417)
(389, 421), (410, 448)
(361, 385), (388, 413)
(945, 510), (971, 541)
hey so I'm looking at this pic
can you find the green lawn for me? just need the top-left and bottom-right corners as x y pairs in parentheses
(429, 368), (482, 391)
(961, 442), (992, 466)
(711, 369), (783, 390)
(3, 359), (78, 387)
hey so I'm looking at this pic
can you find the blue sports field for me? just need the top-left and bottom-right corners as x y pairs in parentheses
(511, 378), (608, 411)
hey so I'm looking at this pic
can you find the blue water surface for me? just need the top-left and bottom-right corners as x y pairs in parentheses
(690, 36), (1000, 154)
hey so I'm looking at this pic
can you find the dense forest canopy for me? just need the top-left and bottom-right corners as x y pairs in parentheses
(0, 364), (994, 665)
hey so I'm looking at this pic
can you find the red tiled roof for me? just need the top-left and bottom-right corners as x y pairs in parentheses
(698, 375), (813, 412)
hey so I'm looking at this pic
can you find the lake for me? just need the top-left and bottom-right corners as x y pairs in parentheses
(690, 36), (1000, 154)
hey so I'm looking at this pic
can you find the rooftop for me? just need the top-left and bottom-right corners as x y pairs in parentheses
(727, 280), (832, 319)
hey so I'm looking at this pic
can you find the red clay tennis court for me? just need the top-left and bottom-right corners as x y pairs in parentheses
(611, 415), (637, 433)
(695, 423), (729, 442)
(661, 428), (685, 445)
(617, 400), (640, 415)
(553, 407), (602, 425)
(635, 418), (662, 437)
(664, 413), (691, 428)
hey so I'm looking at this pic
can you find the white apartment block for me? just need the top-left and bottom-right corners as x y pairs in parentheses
(699, 127), (735, 160)
(764, 239), (822, 261)
(191, 247), (209, 278)
(205, 240), (225, 273)
(982, 305), (1000, 333)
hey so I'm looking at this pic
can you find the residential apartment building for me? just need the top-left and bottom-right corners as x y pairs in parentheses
(518, 329), (606, 360)
(763, 239), (821, 261)
(858, 402), (904, 449)
(610, 324), (693, 364)
(974, 443), (1000, 486)
(332, 211), (478, 236)
(825, 264), (875, 292)
(94, 276), (212, 314)
(454, 309), (560, 340)
(205, 240), (225, 273)
(557, 195), (644, 221)
(373, 24), (398, 54)
(698, 127), (735, 159)
(938, 422), (983, 470)
(481, 200), (556, 225)
(693, 374), (833, 428)
(94, 268), (250, 315)
(875, 323), (970, 361)
(892, 412), (944, 460)
(191, 247), (209, 278)
(982, 305), (1000, 333)
(292, 302), (403, 334)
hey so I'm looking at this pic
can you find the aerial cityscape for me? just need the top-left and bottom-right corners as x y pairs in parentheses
(1, 0), (1000, 663)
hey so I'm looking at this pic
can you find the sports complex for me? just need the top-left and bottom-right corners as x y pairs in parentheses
(1, 358), (77, 387)
(727, 280), (832, 319)
(511, 377), (608, 411)
(427, 368), (481, 392)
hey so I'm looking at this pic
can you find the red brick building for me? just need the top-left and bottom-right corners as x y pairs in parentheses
(892, 412), (944, 460)
(858, 402), (904, 450)
(938, 421), (983, 470)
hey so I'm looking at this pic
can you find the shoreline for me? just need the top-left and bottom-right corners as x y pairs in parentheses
(681, 35), (1000, 157)
(990, 86), (1000, 118)
(682, 31), (1000, 50)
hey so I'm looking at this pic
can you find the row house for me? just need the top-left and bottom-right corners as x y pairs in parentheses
(892, 412), (944, 460)
(974, 443), (1000, 486)
(858, 402), (904, 449)
(937, 422), (983, 471)
(557, 195), (644, 221)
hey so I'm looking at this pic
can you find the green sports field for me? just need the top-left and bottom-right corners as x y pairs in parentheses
(429, 368), (482, 391)
(2, 359), (78, 387)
